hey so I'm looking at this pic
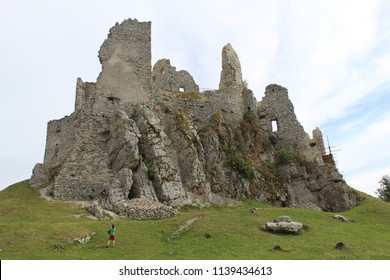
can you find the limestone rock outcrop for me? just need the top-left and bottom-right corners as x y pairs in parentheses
(29, 18), (361, 219)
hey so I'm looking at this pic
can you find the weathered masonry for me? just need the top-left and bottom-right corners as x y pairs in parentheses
(30, 18), (360, 219)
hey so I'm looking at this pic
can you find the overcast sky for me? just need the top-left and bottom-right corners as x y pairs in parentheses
(1, 0), (389, 196)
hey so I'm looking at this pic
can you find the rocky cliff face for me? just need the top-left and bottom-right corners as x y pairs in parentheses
(29, 19), (361, 219)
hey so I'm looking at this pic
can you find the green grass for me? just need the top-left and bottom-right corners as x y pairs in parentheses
(1, 181), (390, 259)
(175, 91), (202, 100)
(277, 148), (299, 165)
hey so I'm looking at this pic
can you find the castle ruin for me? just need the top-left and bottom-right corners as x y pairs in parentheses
(30, 19), (360, 219)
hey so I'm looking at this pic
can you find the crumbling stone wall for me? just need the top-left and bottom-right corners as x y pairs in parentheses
(257, 84), (308, 151)
(160, 88), (257, 130)
(75, 78), (94, 113)
(44, 115), (75, 167)
(219, 43), (243, 94)
(257, 84), (329, 163)
(30, 18), (360, 218)
(158, 43), (256, 128)
(152, 59), (199, 93)
(309, 127), (326, 160)
(94, 19), (152, 114)
(215, 43), (254, 125)
(152, 44), (257, 129)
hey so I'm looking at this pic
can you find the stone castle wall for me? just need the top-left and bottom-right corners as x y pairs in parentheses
(219, 43), (243, 94)
(152, 43), (257, 128)
(75, 77), (97, 113)
(29, 18), (360, 218)
(44, 115), (75, 167)
(152, 59), (199, 93)
(257, 84), (308, 151)
(94, 19), (152, 114)
(256, 84), (325, 163)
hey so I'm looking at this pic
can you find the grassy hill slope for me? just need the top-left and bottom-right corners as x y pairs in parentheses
(1, 181), (390, 260)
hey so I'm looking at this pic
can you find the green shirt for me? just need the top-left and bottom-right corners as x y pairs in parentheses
(108, 227), (116, 235)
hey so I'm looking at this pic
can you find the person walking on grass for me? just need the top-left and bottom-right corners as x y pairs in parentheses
(107, 224), (116, 247)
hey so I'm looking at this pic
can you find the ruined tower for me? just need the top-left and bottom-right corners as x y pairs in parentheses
(257, 84), (309, 150)
(219, 43), (244, 94)
(257, 84), (331, 164)
(75, 19), (152, 115)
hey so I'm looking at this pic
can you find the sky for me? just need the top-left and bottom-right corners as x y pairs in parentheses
(0, 0), (389, 196)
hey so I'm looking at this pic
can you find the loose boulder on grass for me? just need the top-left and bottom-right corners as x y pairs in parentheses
(68, 232), (96, 244)
(261, 216), (303, 234)
(333, 214), (348, 222)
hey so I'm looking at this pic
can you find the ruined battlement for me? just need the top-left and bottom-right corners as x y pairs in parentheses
(257, 84), (329, 164)
(30, 18), (360, 219)
(257, 84), (309, 150)
(150, 42), (256, 127)
(152, 59), (199, 93)
(76, 19), (152, 115)
(74, 18), (254, 127)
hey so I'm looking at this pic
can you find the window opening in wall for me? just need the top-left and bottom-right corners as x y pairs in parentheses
(271, 120), (278, 132)
(179, 87), (185, 92)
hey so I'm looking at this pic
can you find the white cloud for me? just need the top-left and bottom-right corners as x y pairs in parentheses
(337, 111), (390, 172)
(334, 109), (390, 196)
(267, 0), (382, 129)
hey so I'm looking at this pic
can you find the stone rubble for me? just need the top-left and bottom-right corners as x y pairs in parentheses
(68, 232), (96, 244)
